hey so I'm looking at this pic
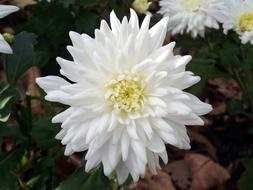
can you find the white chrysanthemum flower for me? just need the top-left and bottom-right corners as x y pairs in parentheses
(0, 5), (19, 54)
(158, 0), (225, 38)
(219, 0), (253, 45)
(36, 9), (212, 184)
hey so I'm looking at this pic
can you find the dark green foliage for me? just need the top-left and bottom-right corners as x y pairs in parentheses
(74, 9), (99, 34)
(56, 167), (112, 190)
(0, 147), (24, 190)
(0, 85), (19, 123)
(31, 118), (59, 149)
(227, 100), (245, 115)
(0, 122), (23, 189)
(5, 32), (37, 84)
(239, 159), (253, 190)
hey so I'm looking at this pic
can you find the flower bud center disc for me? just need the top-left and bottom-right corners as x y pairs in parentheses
(239, 12), (253, 32)
(105, 74), (144, 113)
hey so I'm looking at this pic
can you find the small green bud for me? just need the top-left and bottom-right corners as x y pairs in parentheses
(3, 33), (15, 44)
(132, 0), (150, 14)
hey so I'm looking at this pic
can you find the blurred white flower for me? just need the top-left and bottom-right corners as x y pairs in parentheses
(158, 0), (225, 38)
(11, 0), (51, 9)
(0, 5), (19, 54)
(132, 0), (151, 14)
(16, 0), (37, 8)
(220, 0), (253, 45)
(36, 9), (212, 184)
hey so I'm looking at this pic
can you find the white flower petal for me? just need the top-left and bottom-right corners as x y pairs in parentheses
(0, 34), (12, 54)
(158, 0), (224, 37)
(121, 130), (130, 161)
(131, 140), (147, 163)
(116, 163), (129, 185)
(146, 133), (165, 153)
(137, 118), (153, 140)
(36, 76), (70, 92)
(149, 17), (169, 50)
(127, 124), (139, 140)
(0, 5), (19, 19)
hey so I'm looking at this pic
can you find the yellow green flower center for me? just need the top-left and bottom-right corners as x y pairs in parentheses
(239, 12), (253, 32)
(179, 0), (202, 12)
(105, 74), (144, 113)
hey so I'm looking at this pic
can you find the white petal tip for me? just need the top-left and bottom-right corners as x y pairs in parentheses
(66, 45), (72, 50)
(69, 31), (76, 37)
(35, 77), (43, 86)
(184, 144), (191, 150)
(161, 16), (169, 25)
(56, 56), (63, 62)
(1, 47), (13, 54)
(169, 41), (176, 48)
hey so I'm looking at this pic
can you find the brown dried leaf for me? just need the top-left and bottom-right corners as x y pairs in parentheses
(19, 66), (43, 116)
(0, 0), (15, 5)
(185, 153), (230, 190)
(209, 101), (226, 116)
(162, 160), (191, 190)
(130, 169), (176, 190)
(69, 153), (83, 167)
(188, 129), (217, 159)
(16, 0), (37, 8)
(56, 159), (76, 178)
(163, 34), (172, 45)
(0, 70), (7, 84)
(148, 0), (159, 13)
(207, 79), (242, 100)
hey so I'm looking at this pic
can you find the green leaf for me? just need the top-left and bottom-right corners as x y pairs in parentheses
(239, 159), (253, 190)
(5, 32), (37, 84)
(25, 146), (63, 189)
(76, 0), (102, 7)
(187, 58), (230, 93)
(248, 128), (253, 135)
(0, 123), (22, 142)
(0, 113), (11, 122)
(0, 85), (10, 94)
(227, 100), (245, 115)
(108, 0), (132, 18)
(56, 167), (112, 190)
(60, 0), (76, 7)
(0, 123), (22, 154)
(218, 42), (240, 67)
(26, 175), (41, 188)
(82, 167), (111, 190)
(0, 96), (13, 110)
(55, 168), (89, 190)
(0, 85), (19, 123)
(31, 118), (59, 149)
(75, 9), (99, 34)
(0, 148), (24, 190)
(20, 2), (74, 72)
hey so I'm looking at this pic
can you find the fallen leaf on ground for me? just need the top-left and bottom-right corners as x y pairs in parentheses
(162, 160), (191, 190)
(188, 129), (217, 159)
(19, 66), (43, 116)
(185, 153), (230, 190)
(209, 101), (226, 116)
(207, 79), (242, 100)
(130, 168), (176, 190)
